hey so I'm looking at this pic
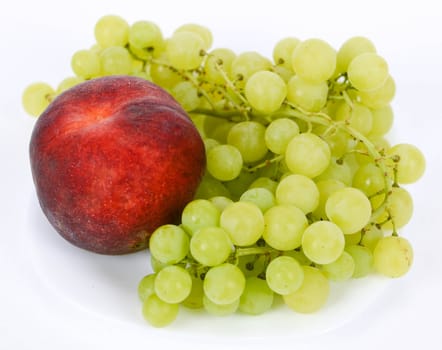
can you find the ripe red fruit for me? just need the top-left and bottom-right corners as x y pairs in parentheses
(29, 76), (206, 254)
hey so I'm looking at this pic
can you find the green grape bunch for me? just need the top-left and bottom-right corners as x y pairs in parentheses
(22, 15), (426, 328)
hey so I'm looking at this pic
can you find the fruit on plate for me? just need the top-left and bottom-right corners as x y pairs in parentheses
(29, 76), (206, 254)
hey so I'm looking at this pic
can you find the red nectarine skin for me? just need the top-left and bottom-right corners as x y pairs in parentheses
(30, 76), (206, 254)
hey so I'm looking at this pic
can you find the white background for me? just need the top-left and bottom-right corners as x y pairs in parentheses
(1, 0), (441, 349)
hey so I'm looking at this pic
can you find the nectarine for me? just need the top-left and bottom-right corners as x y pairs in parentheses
(30, 76), (205, 254)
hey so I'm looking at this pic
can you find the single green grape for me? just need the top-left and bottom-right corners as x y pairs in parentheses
(142, 294), (179, 328)
(166, 31), (205, 70)
(154, 265), (192, 304)
(387, 143), (426, 184)
(239, 187), (275, 212)
(181, 199), (220, 235)
(273, 37), (300, 69)
(266, 256), (304, 295)
(128, 20), (163, 52)
(275, 174), (319, 214)
(100, 46), (132, 75)
(149, 224), (189, 264)
(263, 204), (308, 250)
(320, 251), (355, 281)
(22, 82), (54, 117)
(190, 227), (232, 266)
(336, 36), (376, 74)
(348, 52), (389, 91)
(174, 23), (213, 50)
(71, 49), (101, 79)
(291, 38), (336, 83)
(283, 266), (330, 313)
(138, 273), (156, 302)
(203, 263), (246, 305)
(94, 15), (129, 48)
(345, 244), (373, 278)
(286, 75), (328, 112)
(220, 201), (264, 246)
(227, 121), (268, 163)
(373, 236), (413, 277)
(302, 221), (345, 264)
(264, 118), (300, 154)
(239, 277), (274, 315)
(245, 71), (287, 114)
(285, 133), (331, 178)
(325, 187), (372, 235)
(203, 295), (239, 316)
(206, 144), (243, 181)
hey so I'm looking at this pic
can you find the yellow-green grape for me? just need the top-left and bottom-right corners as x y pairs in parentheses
(320, 251), (355, 281)
(194, 173), (231, 199)
(166, 31), (205, 70)
(266, 256), (304, 295)
(181, 199), (220, 235)
(149, 54), (184, 88)
(263, 204), (308, 250)
(360, 224), (384, 251)
(275, 174), (319, 214)
(205, 48), (236, 84)
(373, 236), (413, 277)
(249, 177), (279, 194)
(220, 201), (264, 246)
(170, 81), (200, 111)
(348, 52), (389, 91)
(283, 266), (330, 313)
(154, 265), (192, 304)
(227, 121), (268, 163)
(22, 82), (55, 117)
(334, 101), (373, 136)
(345, 245), (373, 278)
(206, 144), (243, 181)
(380, 187), (414, 230)
(182, 275), (204, 309)
(190, 227), (232, 266)
(286, 75), (328, 112)
(325, 187), (372, 235)
(209, 195), (234, 211)
(387, 143), (426, 184)
(149, 224), (190, 264)
(352, 162), (385, 197)
(174, 23), (213, 50)
(239, 277), (274, 315)
(100, 46), (132, 75)
(302, 221), (345, 264)
(273, 37), (300, 69)
(291, 38), (337, 83)
(315, 158), (353, 186)
(285, 133), (331, 178)
(71, 49), (101, 79)
(336, 36), (376, 74)
(138, 273), (156, 302)
(245, 71), (287, 114)
(203, 295), (239, 316)
(94, 15), (129, 48)
(230, 51), (272, 82)
(314, 124), (355, 159)
(203, 263), (246, 305)
(313, 179), (346, 220)
(358, 75), (396, 109)
(369, 105), (394, 136)
(239, 187), (275, 212)
(264, 118), (300, 155)
(128, 20), (163, 53)
(142, 294), (179, 328)
(56, 76), (84, 95)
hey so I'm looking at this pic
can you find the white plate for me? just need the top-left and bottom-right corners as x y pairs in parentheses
(24, 192), (390, 341)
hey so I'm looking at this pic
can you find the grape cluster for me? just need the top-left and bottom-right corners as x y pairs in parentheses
(22, 15), (425, 328)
